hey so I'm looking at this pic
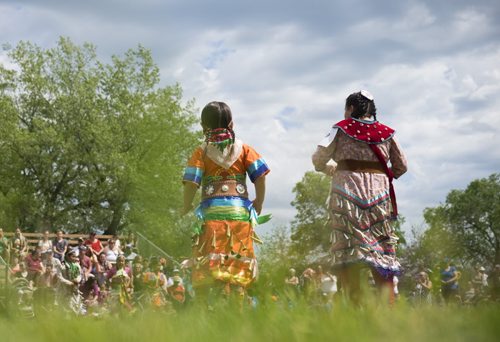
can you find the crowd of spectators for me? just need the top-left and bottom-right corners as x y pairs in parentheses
(2, 227), (500, 316)
(399, 261), (499, 306)
(0, 228), (190, 316)
(275, 261), (500, 309)
(280, 265), (338, 310)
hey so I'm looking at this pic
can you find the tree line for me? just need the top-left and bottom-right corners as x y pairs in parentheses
(0, 38), (199, 256)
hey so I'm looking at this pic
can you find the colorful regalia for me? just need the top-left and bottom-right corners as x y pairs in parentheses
(183, 132), (270, 288)
(312, 117), (408, 278)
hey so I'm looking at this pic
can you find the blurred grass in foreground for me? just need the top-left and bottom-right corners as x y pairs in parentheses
(1, 297), (499, 342)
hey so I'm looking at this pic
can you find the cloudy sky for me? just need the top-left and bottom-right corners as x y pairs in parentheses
(1, 0), (499, 236)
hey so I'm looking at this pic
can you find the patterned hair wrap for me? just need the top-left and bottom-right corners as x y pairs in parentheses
(205, 127), (235, 152)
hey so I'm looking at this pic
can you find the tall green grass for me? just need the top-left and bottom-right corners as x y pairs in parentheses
(1, 296), (499, 342)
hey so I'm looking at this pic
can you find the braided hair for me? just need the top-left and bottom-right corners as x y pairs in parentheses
(201, 101), (233, 131)
(345, 92), (377, 120)
(201, 101), (236, 152)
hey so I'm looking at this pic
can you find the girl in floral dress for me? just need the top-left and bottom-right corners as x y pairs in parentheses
(312, 90), (407, 305)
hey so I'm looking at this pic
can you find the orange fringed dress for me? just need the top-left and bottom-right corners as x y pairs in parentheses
(183, 139), (270, 288)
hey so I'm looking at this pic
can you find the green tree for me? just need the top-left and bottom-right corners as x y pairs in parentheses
(258, 225), (297, 282)
(416, 173), (500, 267)
(0, 38), (198, 255)
(290, 171), (330, 264)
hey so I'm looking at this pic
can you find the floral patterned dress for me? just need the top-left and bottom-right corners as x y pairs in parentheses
(312, 117), (407, 277)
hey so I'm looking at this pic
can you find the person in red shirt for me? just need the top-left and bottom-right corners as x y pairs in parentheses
(85, 232), (103, 257)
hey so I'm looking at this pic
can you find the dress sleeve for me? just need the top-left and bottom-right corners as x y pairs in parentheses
(389, 137), (408, 179)
(312, 131), (339, 172)
(182, 147), (205, 187)
(244, 145), (270, 183)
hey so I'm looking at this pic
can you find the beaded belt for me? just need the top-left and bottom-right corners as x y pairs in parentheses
(201, 179), (248, 199)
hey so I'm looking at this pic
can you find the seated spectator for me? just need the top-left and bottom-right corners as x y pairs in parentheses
(317, 266), (338, 302)
(106, 255), (133, 312)
(60, 250), (82, 288)
(167, 268), (184, 287)
(36, 263), (57, 307)
(38, 230), (53, 255)
(283, 268), (300, 307)
(80, 270), (99, 304)
(43, 250), (63, 278)
(107, 255), (132, 287)
(124, 245), (138, 265)
(59, 250), (84, 314)
(133, 255), (144, 268)
(159, 257), (168, 275)
(301, 268), (317, 300)
(285, 268), (300, 287)
(10, 227), (28, 259)
(125, 231), (138, 252)
(143, 257), (168, 291)
(142, 257), (169, 309)
(472, 266), (489, 295)
(102, 239), (120, 264)
(414, 271), (433, 304)
(25, 248), (46, 284)
(37, 263), (57, 288)
(85, 232), (104, 256)
(71, 237), (86, 257)
(52, 230), (68, 262)
(95, 252), (112, 287)
(167, 275), (186, 308)
(132, 256), (145, 295)
(42, 250), (63, 306)
(441, 259), (461, 304)
(83, 278), (101, 314)
(10, 256), (27, 278)
(112, 238), (123, 254)
(79, 248), (93, 282)
(112, 234), (122, 252)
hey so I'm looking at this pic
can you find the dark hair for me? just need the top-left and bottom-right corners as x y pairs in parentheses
(201, 101), (233, 129)
(345, 92), (377, 120)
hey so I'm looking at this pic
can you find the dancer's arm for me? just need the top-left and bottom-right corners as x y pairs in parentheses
(182, 182), (198, 215)
(253, 176), (266, 215)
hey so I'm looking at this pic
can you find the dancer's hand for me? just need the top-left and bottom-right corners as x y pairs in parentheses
(325, 164), (337, 177)
(252, 200), (263, 215)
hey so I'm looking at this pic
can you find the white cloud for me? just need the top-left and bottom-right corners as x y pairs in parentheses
(1, 0), (499, 238)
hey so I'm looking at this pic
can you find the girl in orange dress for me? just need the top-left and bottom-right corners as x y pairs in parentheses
(182, 101), (270, 298)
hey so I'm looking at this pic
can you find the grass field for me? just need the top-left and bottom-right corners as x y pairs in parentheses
(1, 297), (499, 342)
